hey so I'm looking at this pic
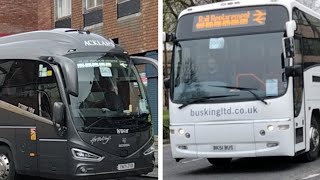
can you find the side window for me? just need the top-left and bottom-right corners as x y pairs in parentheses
(38, 63), (62, 120)
(0, 60), (39, 115)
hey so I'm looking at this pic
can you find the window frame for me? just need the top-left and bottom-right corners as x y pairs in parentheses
(117, 0), (141, 19)
(56, 0), (72, 19)
(85, 0), (103, 10)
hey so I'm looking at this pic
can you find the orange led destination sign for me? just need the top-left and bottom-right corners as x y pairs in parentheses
(193, 9), (267, 31)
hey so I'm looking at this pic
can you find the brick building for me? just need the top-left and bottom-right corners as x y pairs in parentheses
(0, 0), (159, 134)
(0, 0), (52, 34)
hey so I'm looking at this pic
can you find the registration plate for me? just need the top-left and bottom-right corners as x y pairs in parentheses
(117, 163), (135, 171)
(212, 145), (235, 151)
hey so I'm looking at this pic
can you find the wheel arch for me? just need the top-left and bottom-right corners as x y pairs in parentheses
(311, 109), (320, 120)
(0, 138), (18, 170)
(312, 109), (320, 123)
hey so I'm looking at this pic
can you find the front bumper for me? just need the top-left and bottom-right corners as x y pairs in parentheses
(170, 119), (295, 158)
(68, 154), (155, 179)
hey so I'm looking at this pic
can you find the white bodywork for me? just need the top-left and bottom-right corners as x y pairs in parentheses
(170, 0), (320, 159)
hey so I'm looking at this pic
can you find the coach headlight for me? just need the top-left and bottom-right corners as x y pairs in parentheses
(71, 148), (104, 162)
(144, 145), (155, 156)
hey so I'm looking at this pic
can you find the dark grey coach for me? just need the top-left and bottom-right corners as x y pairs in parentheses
(0, 29), (157, 180)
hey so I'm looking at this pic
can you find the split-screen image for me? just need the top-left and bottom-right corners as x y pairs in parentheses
(0, 0), (320, 180)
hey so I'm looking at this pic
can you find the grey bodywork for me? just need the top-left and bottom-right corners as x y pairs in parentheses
(0, 29), (155, 179)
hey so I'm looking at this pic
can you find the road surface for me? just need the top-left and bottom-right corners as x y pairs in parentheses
(164, 144), (320, 180)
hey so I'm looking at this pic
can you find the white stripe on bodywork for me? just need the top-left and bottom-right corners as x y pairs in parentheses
(0, 100), (53, 125)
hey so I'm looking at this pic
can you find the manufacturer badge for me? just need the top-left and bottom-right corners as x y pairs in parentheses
(119, 137), (130, 148)
(117, 129), (129, 134)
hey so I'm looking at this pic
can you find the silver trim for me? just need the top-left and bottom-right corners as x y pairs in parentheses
(39, 139), (67, 142)
(126, 136), (153, 158)
(171, 118), (291, 126)
(143, 146), (155, 156)
(254, 118), (291, 123)
(0, 100), (53, 125)
(0, 126), (36, 129)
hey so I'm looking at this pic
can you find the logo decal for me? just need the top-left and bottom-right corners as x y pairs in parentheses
(18, 103), (35, 114)
(84, 40), (115, 47)
(117, 129), (129, 134)
(119, 137), (130, 148)
(90, 136), (112, 145)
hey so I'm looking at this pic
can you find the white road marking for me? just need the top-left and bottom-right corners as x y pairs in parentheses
(302, 173), (320, 180)
(181, 158), (204, 164)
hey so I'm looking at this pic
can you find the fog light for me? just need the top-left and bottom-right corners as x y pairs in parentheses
(178, 129), (185, 135)
(80, 166), (87, 173)
(260, 130), (266, 136)
(278, 125), (289, 130)
(178, 145), (188, 150)
(267, 142), (279, 147)
(185, 133), (190, 138)
(267, 125), (274, 131)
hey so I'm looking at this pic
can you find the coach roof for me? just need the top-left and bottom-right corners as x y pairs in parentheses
(0, 28), (124, 58)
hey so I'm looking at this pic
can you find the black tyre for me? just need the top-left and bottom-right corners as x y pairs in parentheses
(0, 146), (17, 180)
(302, 116), (320, 162)
(207, 158), (232, 168)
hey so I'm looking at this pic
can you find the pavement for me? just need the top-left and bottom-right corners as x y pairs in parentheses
(163, 144), (320, 180)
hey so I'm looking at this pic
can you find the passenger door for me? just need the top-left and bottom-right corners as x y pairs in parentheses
(293, 35), (306, 152)
(36, 62), (68, 177)
(131, 56), (158, 132)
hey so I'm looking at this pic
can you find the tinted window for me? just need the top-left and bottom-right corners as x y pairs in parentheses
(0, 60), (39, 114)
(294, 8), (320, 69)
(0, 60), (62, 120)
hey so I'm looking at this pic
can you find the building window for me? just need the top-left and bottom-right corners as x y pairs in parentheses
(56, 0), (71, 18)
(117, 0), (140, 18)
(85, 0), (103, 10)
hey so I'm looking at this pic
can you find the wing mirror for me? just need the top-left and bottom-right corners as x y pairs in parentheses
(52, 102), (66, 126)
(52, 102), (67, 136)
(285, 65), (302, 77)
(282, 37), (295, 59)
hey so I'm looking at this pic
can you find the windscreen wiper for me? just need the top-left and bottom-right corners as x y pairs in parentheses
(179, 95), (239, 109)
(83, 117), (107, 131)
(209, 85), (268, 105)
(83, 115), (137, 131)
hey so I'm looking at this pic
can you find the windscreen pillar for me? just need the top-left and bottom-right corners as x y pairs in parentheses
(145, 51), (158, 135)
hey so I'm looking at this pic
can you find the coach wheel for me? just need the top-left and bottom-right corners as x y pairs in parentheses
(0, 146), (16, 180)
(302, 116), (320, 162)
(207, 158), (232, 168)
